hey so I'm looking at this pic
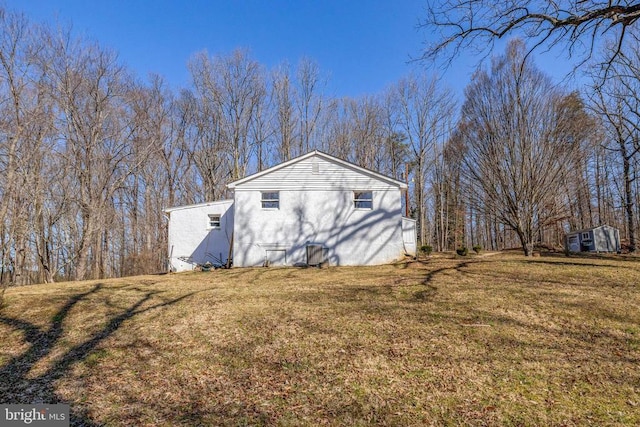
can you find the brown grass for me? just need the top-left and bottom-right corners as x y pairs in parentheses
(1, 252), (639, 426)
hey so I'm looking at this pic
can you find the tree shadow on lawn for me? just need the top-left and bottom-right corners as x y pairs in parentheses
(0, 283), (199, 426)
(541, 251), (640, 262)
(525, 259), (639, 270)
(328, 254), (638, 312)
(298, 259), (478, 310)
(306, 257), (640, 347)
(315, 255), (628, 314)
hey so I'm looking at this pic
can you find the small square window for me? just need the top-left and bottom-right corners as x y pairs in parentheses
(582, 232), (590, 240)
(208, 214), (221, 228)
(354, 191), (372, 209)
(261, 192), (279, 209)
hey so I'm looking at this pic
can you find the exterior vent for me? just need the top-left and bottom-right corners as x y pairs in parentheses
(312, 162), (319, 174)
(306, 244), (327, 266)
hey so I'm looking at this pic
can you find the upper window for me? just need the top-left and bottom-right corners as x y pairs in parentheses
(354, 191), (373, 209)
(261, 192), (280, 209)
(582, 232), (590, 240)
(208, 214), (221, 229)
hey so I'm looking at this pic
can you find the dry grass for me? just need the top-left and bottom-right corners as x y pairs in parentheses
(1, 252), (639, 426)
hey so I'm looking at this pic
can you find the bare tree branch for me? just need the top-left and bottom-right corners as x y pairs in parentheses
(421, 1), (640, 74)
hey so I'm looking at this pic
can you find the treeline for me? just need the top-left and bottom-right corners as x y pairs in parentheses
(0, 9), (638, 285)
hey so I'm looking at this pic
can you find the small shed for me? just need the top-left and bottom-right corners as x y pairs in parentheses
(565, 225), (620, 253)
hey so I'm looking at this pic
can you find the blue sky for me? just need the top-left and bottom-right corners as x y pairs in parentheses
(5, 0), (581, 99)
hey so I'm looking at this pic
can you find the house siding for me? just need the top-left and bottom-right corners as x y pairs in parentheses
(233, 156), (399, 191)
(166, 200), (234, 271)
(233, 184), (407, 267)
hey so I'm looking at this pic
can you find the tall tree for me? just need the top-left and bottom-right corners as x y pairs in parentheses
(296, 57), (324, 154)
(189, 49), (266, 181)
(271, 62), (297, 162)
(459, 40), (582, 256)
(389, 74), (456, 246)
(348, 95), (385, 170)
(590, 50), (640, 252)
(42, 29), (140, 280)
(0, 9), (35, 285)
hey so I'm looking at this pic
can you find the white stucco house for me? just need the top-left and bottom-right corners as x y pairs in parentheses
(165, 151), (417, 271)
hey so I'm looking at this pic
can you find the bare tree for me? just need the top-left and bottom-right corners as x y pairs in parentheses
(324, 98), (353, 160)
(296, 57), (324, 153)
(459, 40), (583, 256)
(121, 75), (182, 274)
(432, 132), (466, 251)
(189, 49), (266, 182)
(271, 62), (297, 162)
(0, 9), (34, 286)
(348, 95), (385, 170)
(42, 29), (141, 280)
(589, 53), (640, 252)
(380, 95), (408, 181)
(389, 74), (456, 246)
(0, 9), (62, 285)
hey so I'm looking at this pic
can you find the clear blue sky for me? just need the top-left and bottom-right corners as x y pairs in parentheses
(4, 0), (580, 99)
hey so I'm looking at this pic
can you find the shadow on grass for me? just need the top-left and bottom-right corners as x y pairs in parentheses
(0, 282), (199, 426)
(542, 251), (640, 261)
(522, 260), (640, 278)
(451, 305), (640, 365)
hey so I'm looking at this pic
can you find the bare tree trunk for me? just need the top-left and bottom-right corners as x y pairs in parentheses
(623, 144), (637, 252)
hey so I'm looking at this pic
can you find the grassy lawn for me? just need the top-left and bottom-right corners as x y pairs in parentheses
(1, 252), (639, 426)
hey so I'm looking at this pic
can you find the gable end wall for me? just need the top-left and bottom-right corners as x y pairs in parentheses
(232, 155), (407, 266)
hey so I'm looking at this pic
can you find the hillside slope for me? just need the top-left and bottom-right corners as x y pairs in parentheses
(1, 253), (639, 426)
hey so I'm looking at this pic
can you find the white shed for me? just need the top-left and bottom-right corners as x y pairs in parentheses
(227, 150), (416, 267)
(165, 200), (233, 272)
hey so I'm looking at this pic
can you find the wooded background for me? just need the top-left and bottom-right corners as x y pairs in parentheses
(1, 7), (638, 285)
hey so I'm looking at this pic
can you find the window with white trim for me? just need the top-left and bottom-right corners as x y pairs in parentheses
(582, 232), (590, 240)
(208, 214), (221, 228)
(261, 191), (280, 209)
(354, 191), (373, 209)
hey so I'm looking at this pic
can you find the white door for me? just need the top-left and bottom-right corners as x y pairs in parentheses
(568, 235), (580, 252)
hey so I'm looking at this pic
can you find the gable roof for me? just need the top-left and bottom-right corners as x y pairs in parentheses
(227, 150), (407, 189)
(164, 199), (233, 214)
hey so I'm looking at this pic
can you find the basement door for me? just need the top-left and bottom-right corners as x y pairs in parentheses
(265, 249), (287, 266)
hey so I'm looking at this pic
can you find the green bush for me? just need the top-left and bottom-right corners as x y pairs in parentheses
(420, 245), (433, 256)
(456, 247), (468, 256)
(472, 245), (482, 254)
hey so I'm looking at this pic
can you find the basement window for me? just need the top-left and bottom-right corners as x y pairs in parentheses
(354, 191), (373, 210)
(261, 191), (280, 209)
(208, 214), (221, 229)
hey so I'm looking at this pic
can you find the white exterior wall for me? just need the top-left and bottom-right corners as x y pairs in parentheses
(232, 154), (409, 267)
(593, 225), (620, 252)
(166, 200), (234, 272)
